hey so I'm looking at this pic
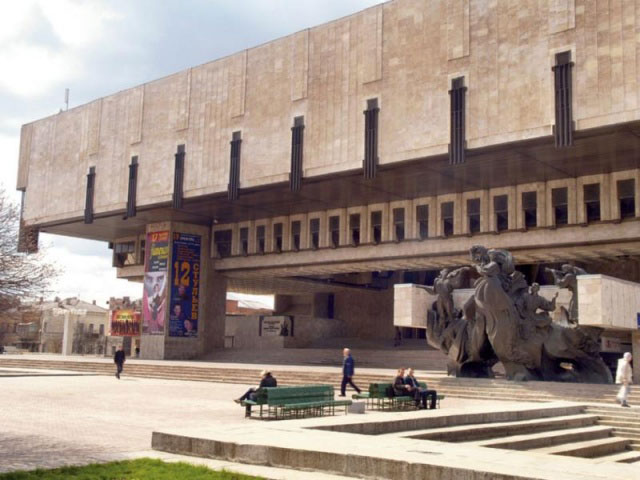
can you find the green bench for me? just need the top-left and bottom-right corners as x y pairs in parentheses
(352, 382), (445, 410)
(242, 385), (352, 419)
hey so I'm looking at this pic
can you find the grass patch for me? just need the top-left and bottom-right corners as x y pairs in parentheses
(0, 458), (265, 480)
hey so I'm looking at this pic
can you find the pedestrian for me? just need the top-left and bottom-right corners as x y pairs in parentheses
(234, 370), (277, 417)
(615, 352), (633, 407)
(114, 345), (126, 379)
(339, 348), (361, 397)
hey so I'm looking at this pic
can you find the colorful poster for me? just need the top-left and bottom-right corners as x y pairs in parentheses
(169, 233), (201, 337)
(142, 231), (169, 335)
(110, 310), (141, 336)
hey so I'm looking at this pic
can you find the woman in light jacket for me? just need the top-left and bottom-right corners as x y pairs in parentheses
(615, 352), (633, 407)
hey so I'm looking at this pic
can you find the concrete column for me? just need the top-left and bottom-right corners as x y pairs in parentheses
(61, 313), (73, 356)
(140, 221), (226, 360)
(632, 331), (640, 384)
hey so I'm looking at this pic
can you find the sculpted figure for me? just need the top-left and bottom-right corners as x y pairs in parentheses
(545, 264), (586, 323)
(519, 283), (557, 329)
(418, 267), (470, 324)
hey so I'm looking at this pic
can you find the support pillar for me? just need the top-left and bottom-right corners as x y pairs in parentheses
(140, 221), (226, 360)
(632, 331), (640, 384)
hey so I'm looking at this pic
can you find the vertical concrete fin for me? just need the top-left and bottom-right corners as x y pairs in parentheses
(229, 51), (247, 117)
(359, 4), (384, 84)
(291, 29), (309, 101)
(128, 86), (144, 144)
(549, 0), (576, 34)
(17, 123), (33, 190)
(447, 0), (470, 60)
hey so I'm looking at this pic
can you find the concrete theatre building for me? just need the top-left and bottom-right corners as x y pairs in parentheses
(15, 0), (640, 361)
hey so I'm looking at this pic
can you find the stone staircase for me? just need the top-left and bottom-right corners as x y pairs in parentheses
(387, 405), (640, 464)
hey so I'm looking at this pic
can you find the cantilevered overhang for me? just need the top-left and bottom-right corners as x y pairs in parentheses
(37, 121), (640, 242)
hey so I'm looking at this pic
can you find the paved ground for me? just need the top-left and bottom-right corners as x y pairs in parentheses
(0, 367), (504, 477)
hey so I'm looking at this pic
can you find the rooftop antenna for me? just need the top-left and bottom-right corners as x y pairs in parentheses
(64, 88), (69, 111)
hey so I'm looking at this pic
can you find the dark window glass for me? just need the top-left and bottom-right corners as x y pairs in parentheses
(349, 214), (360, 246)
(114, 241), (136, 267)
(273, 223), (283, 253)
(467, 198), (481, 234)
(416, 205), (429, 240)
(139, 239), (146, 264)
(327, 293), (335, 319)
(256, 225), (266, 254)
(240, 227), (249, 256)
(618, 179), (636, 219)
(310, 218), (320, 250)
(371, 211), (382, 244)
(522, 191), (537, 228)
(393, 208), (405, 242)
(291, 221), (301, 251)
(552, 187), (568, 225)
(214, 230), (232, 258)
(584, 183), (600, 222)
(99, 324), (105, 336)
(441, 202), (454, 237)
(494, 195), (508, 232)
(329, 216), (340, 248)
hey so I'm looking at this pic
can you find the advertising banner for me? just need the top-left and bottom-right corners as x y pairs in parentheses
(169, 233), (201, 337)
(142, 231), (169, 335)
(111, 310), (141, 336)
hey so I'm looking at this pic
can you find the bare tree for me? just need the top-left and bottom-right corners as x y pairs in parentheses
(0, 187), (59, 314)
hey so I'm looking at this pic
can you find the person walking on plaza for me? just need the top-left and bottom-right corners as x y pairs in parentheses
(114, 346), (126, 379)
(616, 352), (633, 407)
(235, 370), (277, 417)
(339, 348), (361, 397)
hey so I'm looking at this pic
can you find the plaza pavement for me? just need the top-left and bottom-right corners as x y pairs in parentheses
(0, 367), (504, 478)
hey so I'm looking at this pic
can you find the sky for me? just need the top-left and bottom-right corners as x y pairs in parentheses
(0, 0), (383, 307)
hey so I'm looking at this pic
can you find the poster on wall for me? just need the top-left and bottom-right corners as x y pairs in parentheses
(110, 310), (141, 336)
(142, 231), (169, 335)
(169, 233), (201, 337)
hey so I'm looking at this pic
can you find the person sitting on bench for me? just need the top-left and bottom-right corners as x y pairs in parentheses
(235, 370), (277, 416)
(393, 368), (413, 397)
(405, 368), (437, 409)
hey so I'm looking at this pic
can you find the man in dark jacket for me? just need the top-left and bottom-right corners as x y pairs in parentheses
(235, 370), (277, 417)
(393, 368), (412, 397)
(114, 346), (125, 379)
(405, 368), (437, 409)
(340, 348), (361, 397)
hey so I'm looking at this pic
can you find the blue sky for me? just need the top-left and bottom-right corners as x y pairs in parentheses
(0, 0), (382, 306)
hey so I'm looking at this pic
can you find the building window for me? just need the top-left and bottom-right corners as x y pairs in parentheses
(273, 223), (283, 253)
(139, 238), (146, 263)
(553, 51), (574, 147)
(327, 293), (335, 319)
(126, 156), (138, 218)
(172, 144), (185, 209)
(618, 179), (636, 219)
(88, 324), (94, 334)
(449, 76), (467, 165)
(256, 226), (266, 254)
(392, 208), (405, 242)
(522, 191), (537, 228)
(228, 131), (242, 200)
(363, 98), (379, 179)
(329, 216), (340, 248)
(214, 230), (232, 258)
(291, 221), (301, 251)
(416, 205), (429, 240)
(290, 116), (304, 191)
(494, 195), (508, 232)
(552, 187), (568, 226)
(240, 227), (249, 256)
(113, 241), (136, 267)
(371, 211), (382, 244)
(349, 214), (360, 246)
(309, 218), (320, 250)
(584, 183), (601, 223)
(441, 202), (454, 237)
(467, 198), (481, 234)
(99, 324), (105, 336)
(84, 166), (95, 224)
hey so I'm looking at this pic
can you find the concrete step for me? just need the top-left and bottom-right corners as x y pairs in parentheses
(591, 449), (640, 464)
(472, 425), (613, 450)
(394, 414), (598, 442)
(532, 437), (630, 458)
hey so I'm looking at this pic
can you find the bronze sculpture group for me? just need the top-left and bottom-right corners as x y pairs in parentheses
(422, 246), (612, 383)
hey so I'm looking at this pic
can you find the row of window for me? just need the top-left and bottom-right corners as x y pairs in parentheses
(213, 178), (636, 258)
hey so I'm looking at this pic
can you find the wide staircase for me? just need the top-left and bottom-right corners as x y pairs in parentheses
(387, 404), (640, 464)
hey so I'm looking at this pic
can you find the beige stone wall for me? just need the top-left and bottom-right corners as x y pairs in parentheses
(17, 0), (640, 225)
(578, 274), (640, 330)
